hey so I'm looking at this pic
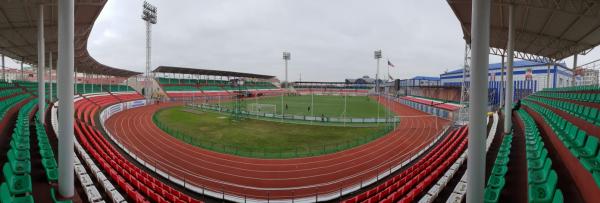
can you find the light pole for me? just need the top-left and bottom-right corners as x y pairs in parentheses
(282, 52), (290, 120)
(374, 50), (382, 93)
(142, 1), (157, 100)
(374, 50), (382, 123)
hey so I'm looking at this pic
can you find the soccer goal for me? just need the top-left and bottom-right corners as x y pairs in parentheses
(247, 103), (277, 114)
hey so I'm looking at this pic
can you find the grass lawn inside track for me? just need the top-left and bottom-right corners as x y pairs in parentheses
(221, 95), (391, 118)
(154, 106), (391, 158)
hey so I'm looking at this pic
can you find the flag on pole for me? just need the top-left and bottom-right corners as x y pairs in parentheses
(387, 60), (395, 67)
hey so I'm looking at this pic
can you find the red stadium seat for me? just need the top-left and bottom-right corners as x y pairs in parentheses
(73, 94), (202, 203)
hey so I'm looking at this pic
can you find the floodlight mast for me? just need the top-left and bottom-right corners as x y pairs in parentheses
(142, 1), (157, 100)
(374, 50), (382, 123)
(283, 52), (291, 86)
(374, 50), (382, 93)
(282, 52), (291, 121)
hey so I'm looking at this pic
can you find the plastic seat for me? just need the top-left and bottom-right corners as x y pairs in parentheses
(528, 170), (558, 203)
(487, 175), (505, 189)
(528, 148), (547, 161)
(528, 153), (549, 171)
(42, 158), (57, 170)
(0, 183), (34, 203)
(491, 165), (508, 176)
(9, 149), (29, 161)
(45, 168), (58, 182)
(529, 158), (552, 184)
(574, 136), (599, 158)
(38, 142), (52, 151)
(495, 156), (509, 166)
(588, 108), (598, 123)
(581, 152), (600, 172)
(2, 164), (32, 195)
(484, 187), (500, 203)
(40, 149), (54, 159)
(567, 130), (587, 149)
(9, 139), (29, 151)
(552, 190), (564, 203)
(565, 125), (578, 141)
(7, 153), (31, 175)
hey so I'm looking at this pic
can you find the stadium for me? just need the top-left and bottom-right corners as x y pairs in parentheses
(0, 0), (599, 203)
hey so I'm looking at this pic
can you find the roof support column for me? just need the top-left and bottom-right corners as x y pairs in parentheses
(20, 58), (24, 81)
(57, 0), (75, 198)
(83, 73), (86, 93)
(547, 63), (551, 89)
(572, 54), (578, 86)
(467, 0), (490, 203)
(37, 5), (46, 119)
(504, 4), (515, 134)
(500, 55), (504, 107)
(1, 54), (5, 81)
(49, 52), (53, 102)
(100, 75), (104, 92)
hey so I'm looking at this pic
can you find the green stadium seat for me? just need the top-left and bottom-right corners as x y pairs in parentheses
(7, 153), (30, 175)
(527, 147), (547, 161)
(484, 187), (501, 203)
(581, 152), (600, 172)
(9, 140), (29, 151)
(2, 164), (32, 195)
(528, 170), (558, 203)
(574, 136), (598, 158)
(0, 183), (34, 203)
(42, 158), (57, 170)
(529, 158), (552, 184)
(45, 168), (58, 182)
(487, 175), (505, 190)
(588, 109), (598, 123)
(566, 131), (587, 149)
(528, 152), (549, 171)
(552, 190), (563, 203)
(565, 125), (577, 141)
(38, 142), (52, 151)
(40, 149), (54, 159)
(8, 149), (29, 161)
(494, 156), (509, 166)
(491, 165), (508, 176)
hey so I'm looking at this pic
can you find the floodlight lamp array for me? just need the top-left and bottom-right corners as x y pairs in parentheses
(374, 50), (382, 59)
(142, 1), (157, 24)
(283, 52), (291, 60)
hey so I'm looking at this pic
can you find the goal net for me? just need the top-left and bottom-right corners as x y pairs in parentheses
(247, 103), (277, 114)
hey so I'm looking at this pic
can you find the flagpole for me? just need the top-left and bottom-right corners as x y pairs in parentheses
(387, 58), (390, 83)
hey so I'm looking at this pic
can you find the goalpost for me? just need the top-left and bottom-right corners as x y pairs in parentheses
(247, 103), (277, 114)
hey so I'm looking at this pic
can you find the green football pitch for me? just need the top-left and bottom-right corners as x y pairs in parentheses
(222, 95), (391, 118)
(153, 106), (391, 158)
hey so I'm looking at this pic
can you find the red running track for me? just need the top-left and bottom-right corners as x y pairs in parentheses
(104, 97), (450, 200)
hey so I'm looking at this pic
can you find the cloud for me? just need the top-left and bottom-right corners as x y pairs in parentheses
(82, 0), (597, 81)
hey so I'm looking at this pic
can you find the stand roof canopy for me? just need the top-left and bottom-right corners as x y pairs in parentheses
(153, 66), (275, 80)
(447, 0), (600, 63)
(0, 0), (141, 77)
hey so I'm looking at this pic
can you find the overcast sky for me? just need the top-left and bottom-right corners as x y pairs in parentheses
(6, 0), (600, 81)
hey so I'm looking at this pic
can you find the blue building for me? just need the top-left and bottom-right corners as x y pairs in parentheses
(440, 60), (576, 90)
